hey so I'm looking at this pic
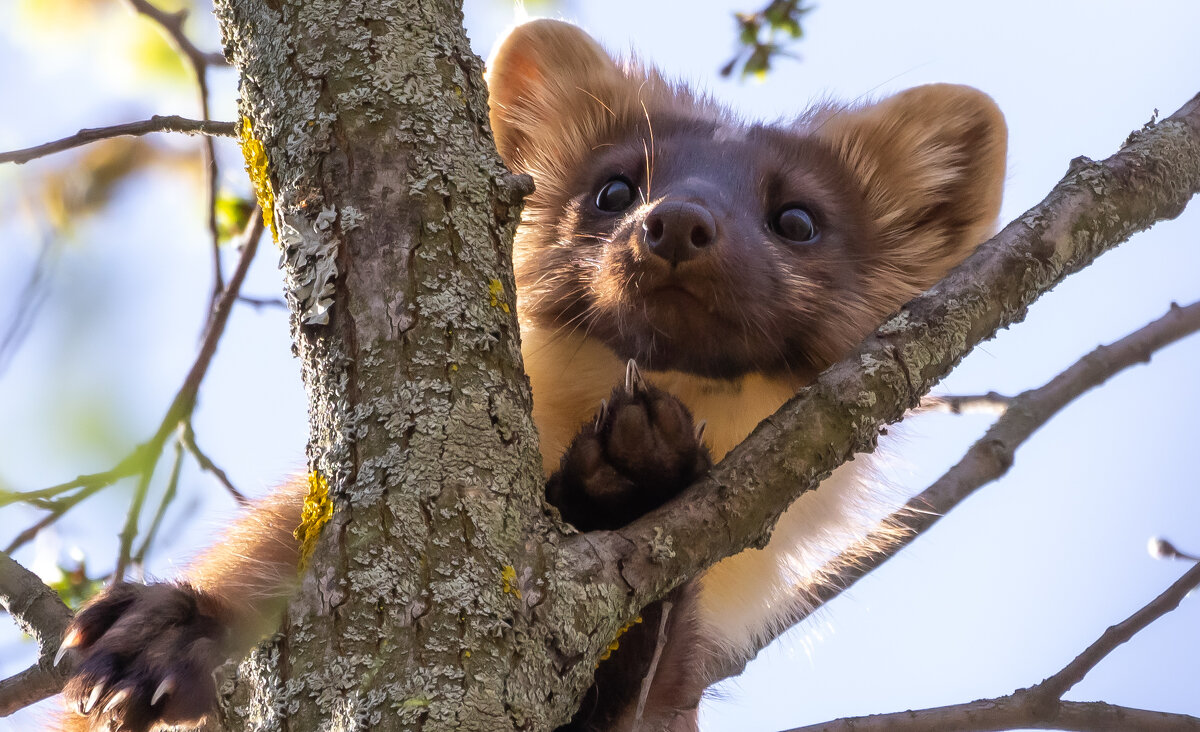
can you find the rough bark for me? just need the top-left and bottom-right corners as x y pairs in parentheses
(210, 1), (569, 729)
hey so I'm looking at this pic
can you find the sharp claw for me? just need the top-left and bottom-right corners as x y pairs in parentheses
(54, 629), (81, 667)
(625, 359), (644, 394)
(81, 682), (105, 715)
(151, 677), (176, 707)
(595, 399), (608, 432)
(102, 688), (129, 714)
(694, 420), (707, 443)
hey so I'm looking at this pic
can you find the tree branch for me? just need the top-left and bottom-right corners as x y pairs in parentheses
(0, 551), (73, 716)
(565, 91), (1200, 630)
(1032, 558), (1200, 703)
(0, 116), (237, 165)
(796, 298), (1200, 625)
(180, 421), (247, 504)
(782, 699), (1200, 732)
(782, 561), (1200, 732)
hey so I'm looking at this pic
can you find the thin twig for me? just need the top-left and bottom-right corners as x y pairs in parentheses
(113, 467), (155, 581)
(631, 600), (673, 732)
(180, 421), (247, 504)
(0, 234), (59, 375)
(121, 0), (227, 68)
(0, 116), (237, 165)
(238, 294), (288, 310)
(920, 391), (1011, 415)
(133, 440), (185, 566)
(782, 698), (1200, 732)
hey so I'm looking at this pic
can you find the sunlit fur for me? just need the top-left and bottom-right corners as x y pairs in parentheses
(490, 16), (1007, 713)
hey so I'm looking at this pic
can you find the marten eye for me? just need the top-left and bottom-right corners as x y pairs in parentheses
(595, 176), (636, 213)
(771, 205), (819, 244)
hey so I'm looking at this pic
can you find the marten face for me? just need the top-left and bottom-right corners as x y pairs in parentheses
(516, 117), (880, 380)
(488, 20), (1007, 382)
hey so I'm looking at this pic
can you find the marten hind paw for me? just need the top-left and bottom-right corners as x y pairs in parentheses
(58, 581), (227, 732)
(547, 360), (711, 531)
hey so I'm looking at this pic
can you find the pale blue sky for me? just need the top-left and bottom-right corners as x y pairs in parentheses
(1, 1), (1198, 730)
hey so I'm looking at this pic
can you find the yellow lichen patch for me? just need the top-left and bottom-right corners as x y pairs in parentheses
(501, 565), (521, 599)
(488, 278), (511, 313)
(598, 616), (642, 663)
(239, 117), (277, 242)
(293, 471), (333, 570)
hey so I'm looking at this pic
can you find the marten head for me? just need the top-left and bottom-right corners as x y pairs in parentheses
(488, 20), (1006, 381)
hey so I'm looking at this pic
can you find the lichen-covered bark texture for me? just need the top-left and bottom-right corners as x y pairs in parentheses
(209, 2), (582, 730)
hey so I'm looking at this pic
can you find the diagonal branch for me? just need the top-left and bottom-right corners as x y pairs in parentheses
(560, 91), (1200, 637)
(0, 116), (237, 165)
(781, 561), (1200, 732)
(0, 551), (73, 716)
(795, 298), (1200, 625)
(1031, 557), (1200, 703)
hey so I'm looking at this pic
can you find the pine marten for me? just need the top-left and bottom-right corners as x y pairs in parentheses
(53, 19), (1006, 732)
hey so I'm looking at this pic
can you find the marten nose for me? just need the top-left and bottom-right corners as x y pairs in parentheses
(643, 201), (716, 264)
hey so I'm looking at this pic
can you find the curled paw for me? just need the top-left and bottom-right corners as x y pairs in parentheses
(57, 582), (228, 732)
(547, 360), (711, 531)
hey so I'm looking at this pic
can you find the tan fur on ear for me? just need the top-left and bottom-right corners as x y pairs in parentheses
(487, 20), (715, 179)
(487, 20), (625, 167)
(813, 84), (1007, 291)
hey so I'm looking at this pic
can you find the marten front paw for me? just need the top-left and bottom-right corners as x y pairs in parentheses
(57, 581), (227, 732)
(547, 360), (711, 531)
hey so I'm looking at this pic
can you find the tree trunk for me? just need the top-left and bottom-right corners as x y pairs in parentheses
(210, 1), (584, 729)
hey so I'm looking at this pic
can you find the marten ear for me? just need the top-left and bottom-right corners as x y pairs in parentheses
(816, 84), (1007, 291)
(487, 20), (628, 170)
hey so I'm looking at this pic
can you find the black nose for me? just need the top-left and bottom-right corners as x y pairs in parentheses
(643, 201), (716, 264)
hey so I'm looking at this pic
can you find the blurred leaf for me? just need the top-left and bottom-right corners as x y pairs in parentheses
(25, 138), (197, 232)
(130, 17), (190, 82)
(216, 190), (255, 244)
(48, 559), (102, 609)
(724, 1), (813, 80)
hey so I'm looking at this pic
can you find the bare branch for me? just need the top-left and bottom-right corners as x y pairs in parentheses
(0, 551), (72, 715)
(781, 699), (1200, 732)
(921, 391), (1011, 415)
(114, 468), (155, 581)
(180, 422), (247, 504)
(237, 294), (288, 310)
(783, 562), (1200, 732)
(134, 440), (185, 566)
(0, 116), (237, 165)
(122, 0), (227, 69)
(800, 299), (1200, 622)
(1033, 560), (1200, 702)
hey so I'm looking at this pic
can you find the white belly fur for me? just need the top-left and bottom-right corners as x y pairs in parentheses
(523, 326), (895, 671)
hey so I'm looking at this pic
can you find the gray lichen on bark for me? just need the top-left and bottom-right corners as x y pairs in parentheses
(210, 0), (580, 729)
